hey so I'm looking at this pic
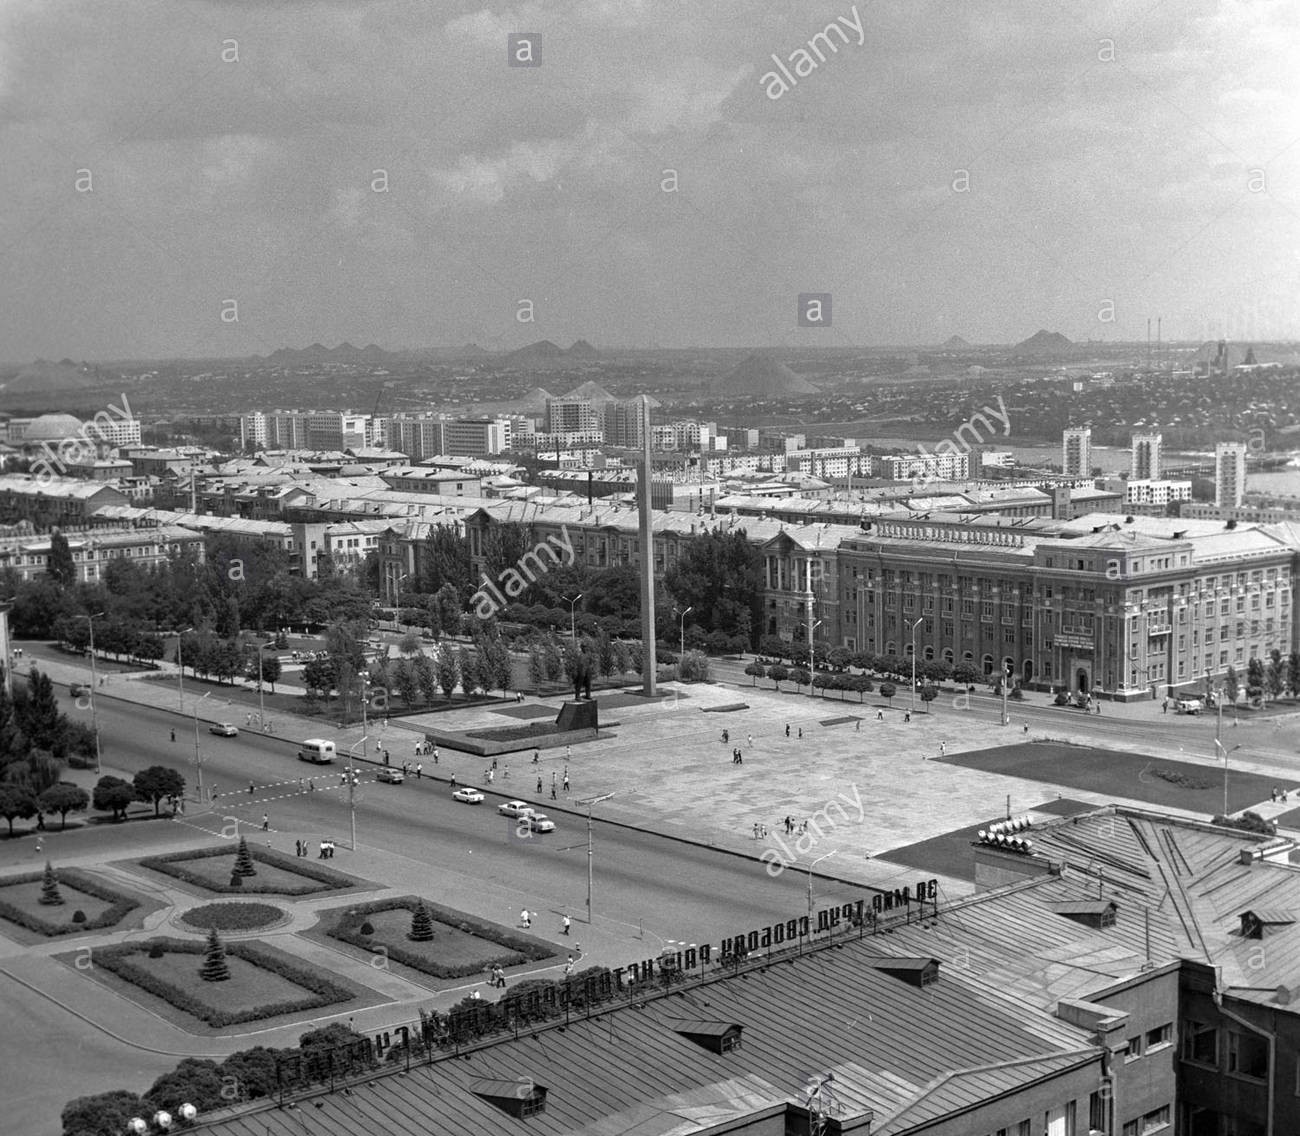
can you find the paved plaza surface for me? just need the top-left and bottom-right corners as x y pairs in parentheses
(9, 649), (1300, 1133)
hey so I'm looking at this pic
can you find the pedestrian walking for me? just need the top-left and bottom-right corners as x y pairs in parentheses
(295, 839), (302, 856)
(1273, 786), (1280, 802)
(785, 724), (790, 737)
(876, 709), (884, 720)
(904, 711), (911, 723)
(170, 728), (176, 742)
(561, 915), (571, 935)
(753, 822), (760, 839)
(34, 835), (43, 855)
(492, 758), (498, 771)
(737, 750), (743, 764)
(1023, 722), (1030, 734)
(248, 781), (255, 794)
(532, 748), (539, 764)
(383, 750), (390, 766)
(855, 719), (861, 732)
(551, 784), (557, 800)
(262, 813), (269, 831)
(746, 734), (753, 748)
(520, 908), (531, 928)
(245, 713), (252, 726)
(562, 771), (570, 793)
(450, 773), (457, 789)
(416, 762), (422, 779)
(318, 841), (326, 859)
(415, 742), (421, 756)
(1162, 698), (1169, 713)
(565, 744), (572, 762)
(402, 761), (410, 776)
(433, 745), (439, 765)
(564, 955), (575, 976)
(536, 775), (543, 793)
(503, 764), (510, 779)
(939, 741), (946, 757)
(487, 769), (494, 784)
(798, 727), (803, 739)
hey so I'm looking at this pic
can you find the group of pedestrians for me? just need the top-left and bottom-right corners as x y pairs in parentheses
(413, 741), (438, 762)
(317, 840), (337, 859)
(730, 747), (744, 764)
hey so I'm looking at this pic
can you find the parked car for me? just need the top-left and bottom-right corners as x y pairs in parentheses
(209, 723), (239, 737)
(376, 767), (404, 784)
(69, 682), (90, 697)
(452, 787), (485, 804)
(497, 800), (534, 818)
(524, 813), (556, 833)
(1175, 697), (1204, 715)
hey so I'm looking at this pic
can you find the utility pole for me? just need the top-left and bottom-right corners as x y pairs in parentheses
(192, 692), (209, 800)
(1001, 661), (1011, 726)
(257, 644), (266, 730)
(578, 792), (615, 925)
(347, 736), (366, 850)
(908, 617), (923, 713)
(805, 592), (821, 699)
(82, 613), (103, 776)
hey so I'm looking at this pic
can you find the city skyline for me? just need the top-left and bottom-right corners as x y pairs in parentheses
(1, 0), (1297, 362)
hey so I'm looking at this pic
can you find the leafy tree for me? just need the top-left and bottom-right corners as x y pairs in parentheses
(879, 682), (897, 704)
(61, 1090), (153, 1136)
(1224, 665), (1240, 710)
(408, 901), (435, 942)
(260, 653), (282, 692)
(18, 669), (62, 752)
(215, 596), (241, 639)
(759, 635), (789, 660)
(543, 638), (564, 681)
(1266, 649), (1286, 702)
(200, 927), (231, 982)
(39, 860), (64, 905)
(393, 658), (420, 708)
(790, 666), (811, 688)
(92, 776), (135, 822)
(38, 782), (89, 829)
(679, 650), (711, 682)
(811, 672), (833, 696)
(434, 584), (463, 638)
(0, 784), (39, 835)
(920, 685), (939, 707)
(398, 631), (422, 657)
(827, 646), (853, 670)
(664, 529), (764, 646)
(424, 526), (474, 601)
(952, 663), (981, 686)
(146, 1057), (225, 1113)
(743, 662), (766, 686)
(1289, 651), (1300, 701)
(436, 645), (459, 699)
(302, 656), (340, 698)
(47, 529), (77, 588)
(233, 836), (257, 877)
(457, 647), (480, 695)
(528, 647), (546, 687)
(217, 1047), (281, 1103)
(767, 663), (789, 691)
(848, 674), (874, 701)
(414, 652), (438, 705)
(133, 765), (186, 817)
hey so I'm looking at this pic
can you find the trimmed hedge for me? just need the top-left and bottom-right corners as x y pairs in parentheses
(92, 937), (355, 1027)
(328, 896), (556, 979)
(0, 869), (140, 937)
(138, 844), (358, 895)
(180, 902), (286, 931)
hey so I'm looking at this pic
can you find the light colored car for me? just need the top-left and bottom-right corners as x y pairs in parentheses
(452, 787), (485, 804)
(1175, 697), (1204, 715)
(209, 723), (239, 737)
(376, 767), (404, 784)
(70, 682), (90, 697)
(497, 799), (534, 818)
(525, 813), (556, 833)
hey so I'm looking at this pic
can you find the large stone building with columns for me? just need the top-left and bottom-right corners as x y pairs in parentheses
(838, 512), (1299, 700)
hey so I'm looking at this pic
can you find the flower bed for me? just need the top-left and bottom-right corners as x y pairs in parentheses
(326, 896), (556, 979)
(180, 902), (286, 931)
(0, 869), (140, 937)
(138, 845), (359, 895)
(91, 937), (355, 1027)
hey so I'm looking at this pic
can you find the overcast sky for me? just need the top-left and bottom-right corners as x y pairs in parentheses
(1, 0), (1296, 362)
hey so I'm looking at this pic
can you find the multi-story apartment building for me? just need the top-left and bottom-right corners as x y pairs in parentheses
(1215, 441), (1248, 508)
(1131, 432), (1163, 480)
(443, 418), (511, 457)
(875, 451), (971, 482)
(387, 416), (445, 463)
(1113, 478), (1193, 508)
(544, 398), (601, 435)
(1063, 427), (1092, 477)
(784, 446), (867, 480)
(0, 524), (206, 583)
(378, 467), (483, 497)
(239, 412), (267, 448)
(602, 401), (646, 449)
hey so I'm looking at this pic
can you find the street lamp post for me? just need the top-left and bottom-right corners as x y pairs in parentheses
(256, 644), (266, 731)
(393, 573), (409, 632)
(577, 792), (615, 925)
(174, 626), (192, 710)
(563, 594), (584, 641)
(908, 617), (923, 713)
(808, 619), (822, 698)
(192, 691), (210, 800)
(80, 612), (104, 775)
(807, 850), (838, 931)
(675, 606), (692, 662)
(346, 736), (367, 850)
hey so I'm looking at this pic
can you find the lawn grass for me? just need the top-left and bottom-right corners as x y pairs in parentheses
(85, 937), (357, 1028)
(0, 868), (143, 939)
(136, 844), (365, 896)
(940, 742), (1277, 814)
(323, 895), (556, 981)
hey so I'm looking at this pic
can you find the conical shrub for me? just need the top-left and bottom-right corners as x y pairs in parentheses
(200, 927), (231, 982)
(408, 902), (435, 942)
(232, 837), (257, 878)
(39, 861), (64, 906)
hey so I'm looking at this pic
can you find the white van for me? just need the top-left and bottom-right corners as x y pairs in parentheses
(298, 738), (337, 764)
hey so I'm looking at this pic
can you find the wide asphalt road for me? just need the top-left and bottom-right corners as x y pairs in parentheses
(52, 693), (865, 954)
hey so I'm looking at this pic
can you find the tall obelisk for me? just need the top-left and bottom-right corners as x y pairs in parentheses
(637, 394), (656, 696)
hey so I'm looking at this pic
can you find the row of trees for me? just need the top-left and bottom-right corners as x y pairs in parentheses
(1221, 650), (1300, 707)
(0, 764), (186, 835)
(742, 662), (925, 703)
(754, 639), (985, 686)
